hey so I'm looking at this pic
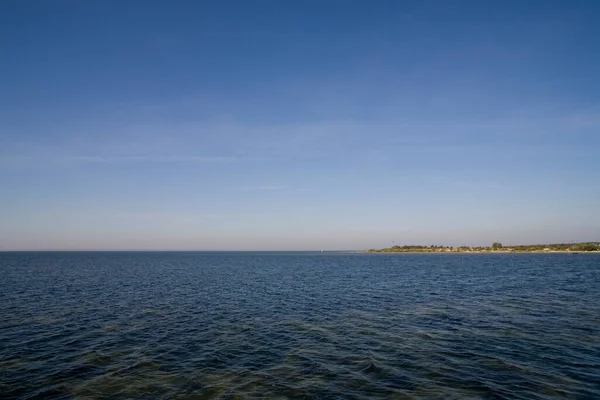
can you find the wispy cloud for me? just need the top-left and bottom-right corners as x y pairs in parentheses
(66, 155), (236, 164)
(426, 176), (512, 191)
(238, 185), (289, 191)
(0, 154), (236, 165)
(110, 211), (225, 221)
(3, 105), (598, 170)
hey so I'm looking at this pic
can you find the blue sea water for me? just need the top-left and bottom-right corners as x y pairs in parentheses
(1, 251), (599, 399)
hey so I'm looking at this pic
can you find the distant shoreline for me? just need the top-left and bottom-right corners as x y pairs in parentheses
(366, 242), (600, 254)
(362, 250), (600, 254)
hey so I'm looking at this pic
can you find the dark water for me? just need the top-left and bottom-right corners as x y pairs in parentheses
(1, 252), (600, 399)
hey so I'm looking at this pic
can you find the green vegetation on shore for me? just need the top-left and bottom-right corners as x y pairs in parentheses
(367, 242), (600, 253)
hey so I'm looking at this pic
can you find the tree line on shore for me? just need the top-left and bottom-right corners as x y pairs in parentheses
(368, 242), (600, 253)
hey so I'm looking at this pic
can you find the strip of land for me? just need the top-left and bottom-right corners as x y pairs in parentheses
(367, 242), (600, 253)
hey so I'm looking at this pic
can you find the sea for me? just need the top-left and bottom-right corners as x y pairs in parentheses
(1, 251), (599, 399)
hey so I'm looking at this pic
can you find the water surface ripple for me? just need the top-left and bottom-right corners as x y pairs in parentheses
(1, 252), (599, 399)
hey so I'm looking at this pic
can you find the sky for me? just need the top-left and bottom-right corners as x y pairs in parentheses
(1, 0), (599, 250)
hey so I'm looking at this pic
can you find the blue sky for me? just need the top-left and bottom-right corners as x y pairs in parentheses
(1, 0), (599, 250)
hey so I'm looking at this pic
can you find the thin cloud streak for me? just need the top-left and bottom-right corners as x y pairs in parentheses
(237, 185), (289, 191)
(0, 154), (237, 165)
(3, 105), (598, 161)
(66, 155), (236, 163)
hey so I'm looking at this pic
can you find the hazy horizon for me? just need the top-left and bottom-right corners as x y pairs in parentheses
(2, 1), (599, 251)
